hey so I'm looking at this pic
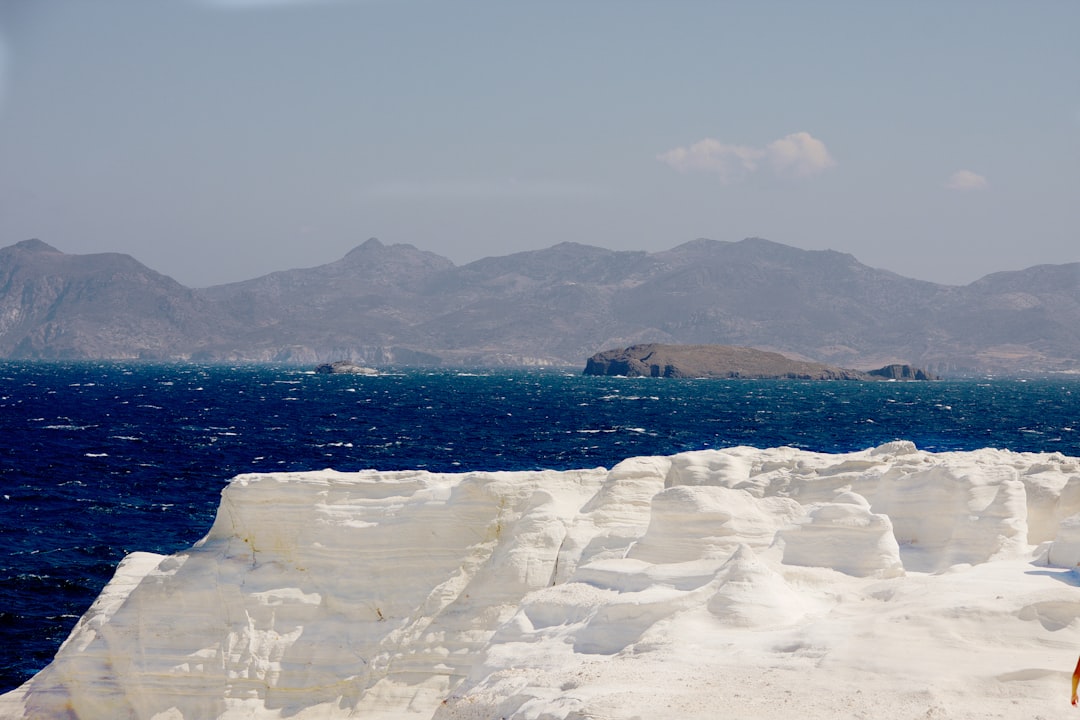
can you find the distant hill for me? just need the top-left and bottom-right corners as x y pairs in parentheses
(1, 236), (1078, 374)
(583, 344), (937, 380)
(0, 239), (236, 359)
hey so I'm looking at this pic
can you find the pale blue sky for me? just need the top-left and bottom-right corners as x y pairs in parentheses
(0, 1), (1076, 287)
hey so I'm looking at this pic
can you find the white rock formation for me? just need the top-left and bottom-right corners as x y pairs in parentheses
(4, 444), (1080, 719)
(778, 489), (904, 577)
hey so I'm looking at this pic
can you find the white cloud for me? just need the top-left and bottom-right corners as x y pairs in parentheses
(655, 139), (764, 181)
(658, 132), (835, 181)
(945, 170), (988, 191)
(765, 132), (836, 179)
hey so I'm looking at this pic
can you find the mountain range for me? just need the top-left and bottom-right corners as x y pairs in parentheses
(1, 236), (1078, 375)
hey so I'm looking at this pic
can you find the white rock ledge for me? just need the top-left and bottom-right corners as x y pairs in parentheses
(5, 443), (1080, 719)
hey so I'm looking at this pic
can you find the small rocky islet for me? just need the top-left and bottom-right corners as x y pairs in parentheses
(314, 361), (379, 375)
(583, 343), (937, 380)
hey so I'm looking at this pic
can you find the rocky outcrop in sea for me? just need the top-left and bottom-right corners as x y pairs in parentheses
(583, 343), (937, 380)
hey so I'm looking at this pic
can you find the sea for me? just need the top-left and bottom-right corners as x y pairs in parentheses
(1, 361), (1079, 692)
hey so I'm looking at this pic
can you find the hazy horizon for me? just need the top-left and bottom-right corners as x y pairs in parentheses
(1, 1), (1076, 287)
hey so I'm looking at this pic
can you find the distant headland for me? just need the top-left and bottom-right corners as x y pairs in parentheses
(583, 344), (938, 380)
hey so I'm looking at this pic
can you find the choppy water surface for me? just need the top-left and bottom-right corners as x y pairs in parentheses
(1, 362), (1078, 690)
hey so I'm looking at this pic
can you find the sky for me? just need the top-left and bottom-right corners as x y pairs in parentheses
(0, 0), (1076, 288)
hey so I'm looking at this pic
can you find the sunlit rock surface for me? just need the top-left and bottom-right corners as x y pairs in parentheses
(4, 443), (1080, 719)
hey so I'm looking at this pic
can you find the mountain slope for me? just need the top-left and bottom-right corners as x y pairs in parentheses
(933, 264), (1080, 369)
(0, 240), (233, 359)
(1, 237), (1077, 373)
(610, 238), (947, 363)
(197, 238), (453, 362)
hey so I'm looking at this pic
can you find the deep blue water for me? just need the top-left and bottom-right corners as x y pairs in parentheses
(1, 362), (1079, 692)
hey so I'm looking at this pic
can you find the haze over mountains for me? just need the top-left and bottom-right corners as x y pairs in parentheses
(1, 237), (1078, 375)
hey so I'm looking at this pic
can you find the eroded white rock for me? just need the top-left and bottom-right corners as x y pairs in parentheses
(4, 444), (1080, 720)
(778, 490), (904, 577)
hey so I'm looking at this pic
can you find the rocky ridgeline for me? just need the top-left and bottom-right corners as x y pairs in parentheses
(583, 344), (938, 380)
(3, 236), (1079, 373)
